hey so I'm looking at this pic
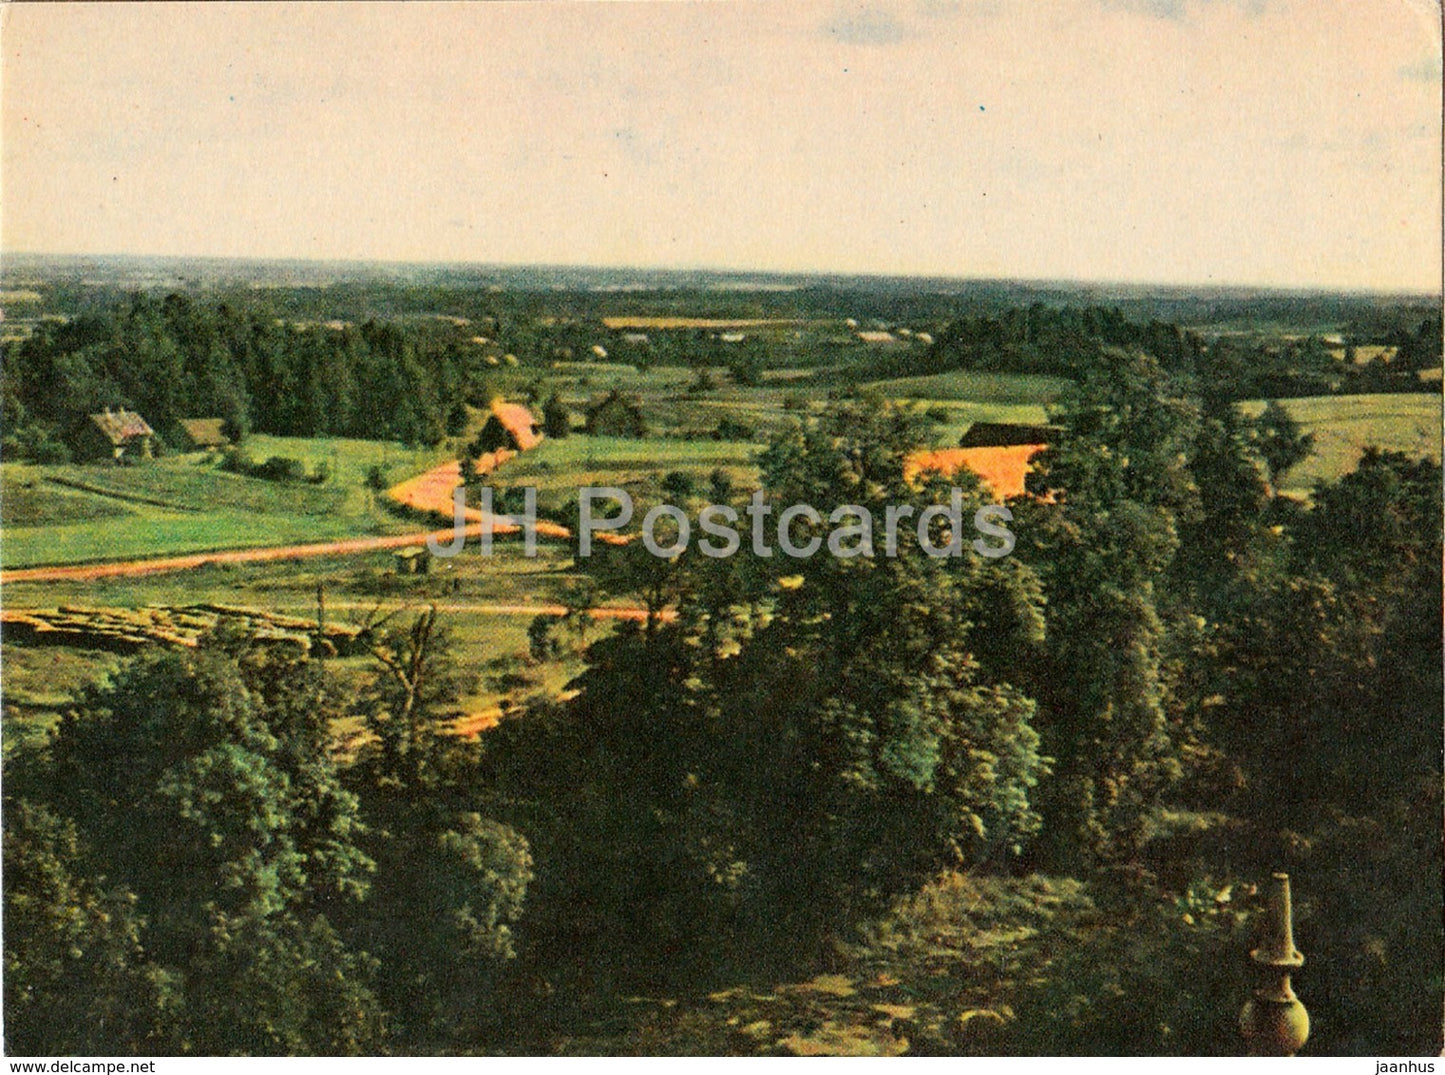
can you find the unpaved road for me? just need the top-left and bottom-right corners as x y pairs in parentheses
(0, 522), (499, 585)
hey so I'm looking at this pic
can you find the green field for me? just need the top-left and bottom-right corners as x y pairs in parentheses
(493, 433), (760, 496)
(0, 540), (593, 753)
(1240, 393), (1441, 495)
(1, 481), (135, 527)
(46, 462), (348, 516)
(1, 644), (124, 757)
(0, 436), (450, 569)
(862, 369), (1070, 404)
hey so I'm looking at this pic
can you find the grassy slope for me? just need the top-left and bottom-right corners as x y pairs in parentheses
(1, 437), (450, 569)
(1239, 393), (1441, 495)
(863, 370), (1071, 404)
(494, 433), (761, 497)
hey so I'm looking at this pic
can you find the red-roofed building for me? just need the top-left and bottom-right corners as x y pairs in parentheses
(904, 444), (1047, 500)
(474, 399), (541, 453)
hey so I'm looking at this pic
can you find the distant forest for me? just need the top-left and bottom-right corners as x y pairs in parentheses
(2, 283), (1438, 465)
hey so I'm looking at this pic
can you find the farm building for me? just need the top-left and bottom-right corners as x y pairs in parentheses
(79, 407), (155, 463)
(904, 444), (1048, 500)
(584, 390), (647, 437)
(393, 547), (432, 575)
(473, 399), (541, 453)
(175, 417), (231, 451)
(957, 422), (1060, 449)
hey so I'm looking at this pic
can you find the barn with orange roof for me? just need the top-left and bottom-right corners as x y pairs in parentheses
(905, 445), (1047, 499)
(474, 399), (541, 453)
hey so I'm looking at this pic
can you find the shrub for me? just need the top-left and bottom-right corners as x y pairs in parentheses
(256, 455), (309, 483)
(220, 449), (323, 484)
(715, 416), (755, 441)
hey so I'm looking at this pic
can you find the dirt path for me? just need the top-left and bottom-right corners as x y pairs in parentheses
(267, 599), (667, 622)
(0, 523), (500, 585)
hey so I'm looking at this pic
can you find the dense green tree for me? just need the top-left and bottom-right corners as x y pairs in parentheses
(542, 393), (571, 438)
(496, 399), (1049, 990)
(0, 295), (475, 458)
(1253, 400), (1315, 496)
(1017, 351), (1198, 865)
(2, 800), (162, 1055)
(19, 642), (381, 1054)
(344, 609), (534, 1049)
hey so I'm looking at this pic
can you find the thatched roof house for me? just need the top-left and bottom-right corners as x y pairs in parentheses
(81, 408), (154, 463)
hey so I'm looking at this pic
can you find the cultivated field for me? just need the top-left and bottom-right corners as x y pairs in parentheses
(1240, 393), (1441, 495)
(601, 317), (812, 330)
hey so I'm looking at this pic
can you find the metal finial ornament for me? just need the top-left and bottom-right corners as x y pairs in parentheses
(1240, 872), (1310, 1056)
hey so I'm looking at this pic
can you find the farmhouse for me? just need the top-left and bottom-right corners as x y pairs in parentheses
(175, 417), (231, 451)
(80, 407), (154, 463)
(585, 390), (647, 437)
(957, 422), (1060, 448)
(474, 399), (542, 453)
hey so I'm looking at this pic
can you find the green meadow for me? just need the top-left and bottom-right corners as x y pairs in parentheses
(0, 436), (449, 569)
(1240, 393), (1441, 495)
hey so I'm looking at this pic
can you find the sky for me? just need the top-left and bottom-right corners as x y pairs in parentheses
(2, 0), (1440, 291)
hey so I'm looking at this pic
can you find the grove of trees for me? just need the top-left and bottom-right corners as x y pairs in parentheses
(1, 294), (486, 460)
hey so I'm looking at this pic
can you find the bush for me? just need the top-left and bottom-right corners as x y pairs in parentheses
(714, 416), (755, 441)
(660, 470), (696, 501)
(256, 455), (309, 483)
(220, 449), (325, 484)
(3, 424), (71, 464)
(687, 370), (719, 395)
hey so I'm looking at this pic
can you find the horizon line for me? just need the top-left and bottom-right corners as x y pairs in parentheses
(3, 248), (1441, 300)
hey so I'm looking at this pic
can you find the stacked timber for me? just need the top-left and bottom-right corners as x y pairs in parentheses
(1, 604), (367, 656)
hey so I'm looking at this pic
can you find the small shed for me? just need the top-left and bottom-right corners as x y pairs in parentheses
(393, 547), (431, 575)
(176, 417), (231, 451)
(81, 408), (155, 463)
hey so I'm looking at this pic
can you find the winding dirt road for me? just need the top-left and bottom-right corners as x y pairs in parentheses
(0, 521), (498, 585)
